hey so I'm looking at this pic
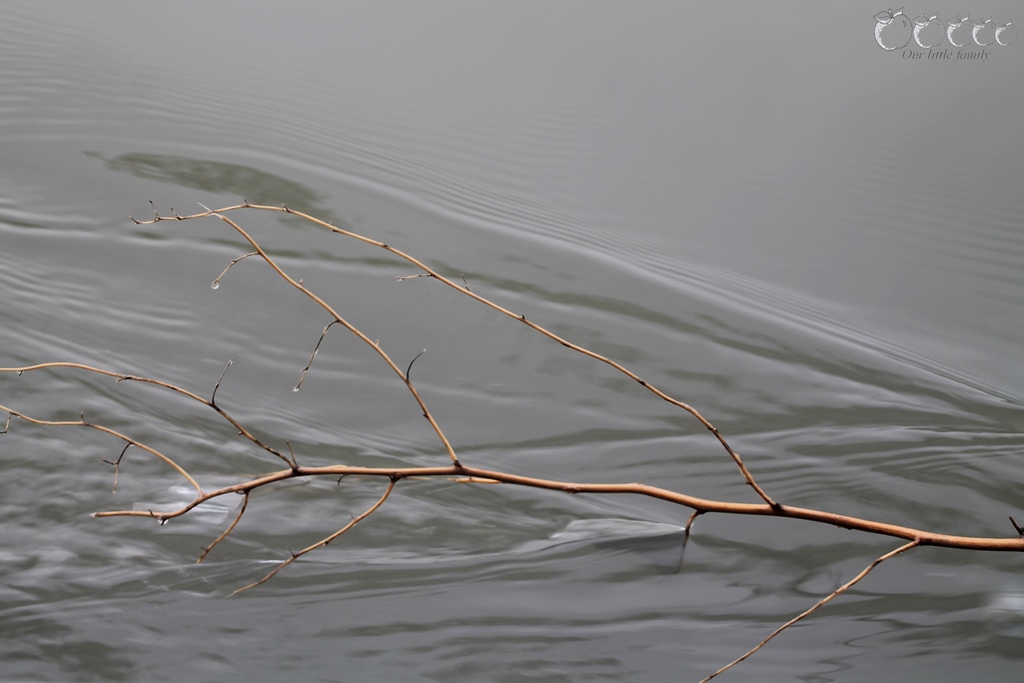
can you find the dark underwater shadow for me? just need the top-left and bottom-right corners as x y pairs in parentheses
(86, 151), (341, 225)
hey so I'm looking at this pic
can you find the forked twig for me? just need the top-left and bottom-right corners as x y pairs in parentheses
(99, 443), (132, 493)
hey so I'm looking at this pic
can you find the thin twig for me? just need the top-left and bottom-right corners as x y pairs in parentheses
(1011, 516), (1024, 538)
(0, 402), (201, 494)
(198, 492), (249, 563)
(405, 349), (426, 382)
(294, 321), (341, 392)
(700, 539), (921, 682)
(211, 252), (259, 289)
(230, 477), (397, 595)
(211, 357), (234, 406)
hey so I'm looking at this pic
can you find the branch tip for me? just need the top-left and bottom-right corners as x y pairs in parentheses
(295, 320), (339, 391)
(405, 348), (426, 381)
(212, 251), (259, 290)
(211, 357), (234, 405)
(1010, 516), (1024, 538)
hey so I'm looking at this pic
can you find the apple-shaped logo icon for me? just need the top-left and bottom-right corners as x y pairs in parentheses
(947, 15), (972, 47)
(995, 21), (1018, 46)
(973, 17), (996, 46)
(875, 8), (913, 50)
(913, 13), (943, 48)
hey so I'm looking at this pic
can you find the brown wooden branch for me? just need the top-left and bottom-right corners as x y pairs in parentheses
(0, 202), (1018, 681)
(76, 461), (1021, 552)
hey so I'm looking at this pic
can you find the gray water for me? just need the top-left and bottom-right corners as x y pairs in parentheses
(2, 2), (1024, 681)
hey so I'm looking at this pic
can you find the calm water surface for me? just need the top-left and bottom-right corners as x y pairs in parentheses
(2, 2), (1023, 681)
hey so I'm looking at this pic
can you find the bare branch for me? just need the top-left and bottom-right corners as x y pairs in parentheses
(2, 202), (1019, 680)
(76, 458), (1024, 553)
